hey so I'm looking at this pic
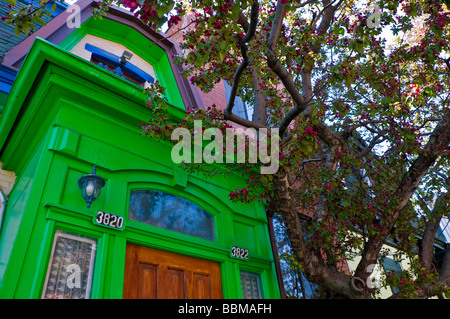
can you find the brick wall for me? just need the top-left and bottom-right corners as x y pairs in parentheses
(167, 15), (228, 111)
(197, 80), (228, 111)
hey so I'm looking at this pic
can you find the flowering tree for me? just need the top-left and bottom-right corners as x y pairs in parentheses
(4, 0), (450, 299)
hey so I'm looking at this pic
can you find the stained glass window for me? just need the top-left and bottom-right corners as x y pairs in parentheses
(129, 190), (215, 241)
(240, 271), (263, 299)
(42, 231), (97, 299)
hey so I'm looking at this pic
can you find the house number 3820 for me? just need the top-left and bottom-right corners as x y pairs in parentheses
(94, 211), (124, 230)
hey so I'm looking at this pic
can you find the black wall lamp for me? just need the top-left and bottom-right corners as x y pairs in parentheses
(78, 166), (105, 208)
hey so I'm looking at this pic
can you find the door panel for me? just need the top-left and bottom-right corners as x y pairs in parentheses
(193, 273), (212, 299)
(123, 243), (222, 299)
(138, 263), (158, 299)
(165, 268), (186, 299)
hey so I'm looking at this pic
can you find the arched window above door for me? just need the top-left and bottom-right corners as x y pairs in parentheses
(128, 190), (215, 241)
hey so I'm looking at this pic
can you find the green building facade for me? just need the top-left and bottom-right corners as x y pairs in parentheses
(0, 2), (281, 299)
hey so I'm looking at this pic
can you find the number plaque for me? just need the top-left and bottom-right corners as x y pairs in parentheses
(230, 246), (249, 260)
(93, 211), (125, 231)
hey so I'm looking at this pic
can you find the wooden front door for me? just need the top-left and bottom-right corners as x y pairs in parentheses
(123, 243), (223, 299)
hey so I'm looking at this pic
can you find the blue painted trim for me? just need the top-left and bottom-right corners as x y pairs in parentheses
(20, 0), (68, 16)
(0, 83), (12, 94)
(0, 65), (18, 94)
(84, 43), (155, 84)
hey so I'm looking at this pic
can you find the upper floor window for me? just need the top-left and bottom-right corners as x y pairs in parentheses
(224, 81), (254, 120)
(128, 190), (215, 241)
(84, 43), (155, 87)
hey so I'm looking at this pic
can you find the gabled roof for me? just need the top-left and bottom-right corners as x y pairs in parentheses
(1, 0), (204, 109)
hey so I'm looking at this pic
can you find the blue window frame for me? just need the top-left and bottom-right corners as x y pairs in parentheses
(84, 43), (155, 84)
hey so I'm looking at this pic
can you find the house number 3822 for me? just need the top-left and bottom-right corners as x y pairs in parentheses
(231, 246), (249, 260)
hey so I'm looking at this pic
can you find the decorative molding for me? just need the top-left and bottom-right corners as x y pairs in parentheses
(171, 164), (188, 188)
(48, 126), (80, 157)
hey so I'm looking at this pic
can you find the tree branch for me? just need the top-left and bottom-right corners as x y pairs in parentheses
(341, 120), (383, 140)
(241, 2), (258, 44)
(250, 64), (268, 126)
(302, 157), (327, 165)
(420, 192), (448, 271)
(421, 172), (450, 289)
(354, 110), (450, 285)
(356, 134), (386, 159)
(314, 121), (344, 149)
(279, 105), (303, 137)
(224, 1), (259, 121)
(438, 244), (450, 288)
(297, 0), (321, 8)
(439, 56), (450, 71)
(266, 1), (307, 117)
(225, 112), (266, 129)
(273, 167), (361, 298)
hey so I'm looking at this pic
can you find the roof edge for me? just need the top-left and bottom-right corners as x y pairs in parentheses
(2, 0), (204, 110)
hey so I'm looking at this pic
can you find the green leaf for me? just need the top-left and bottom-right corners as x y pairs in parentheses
(217, 51), (225, 63)
(14, 25), (21, 36)
(381, 97), (391, 105)
(194, 52), (203, 66)
(231, 3), (240, 19)
(5, 0), (16, 6)
(334, 27), (345, 36)
(36, 18), (47, 26)
(32, 15), (47, 26)
(354, 39), (364, 52)
(157, 3), (173, 18)
(155, 16), (168, 28)
(51, 2), (57, 12)
(345, 75), (354, 89)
